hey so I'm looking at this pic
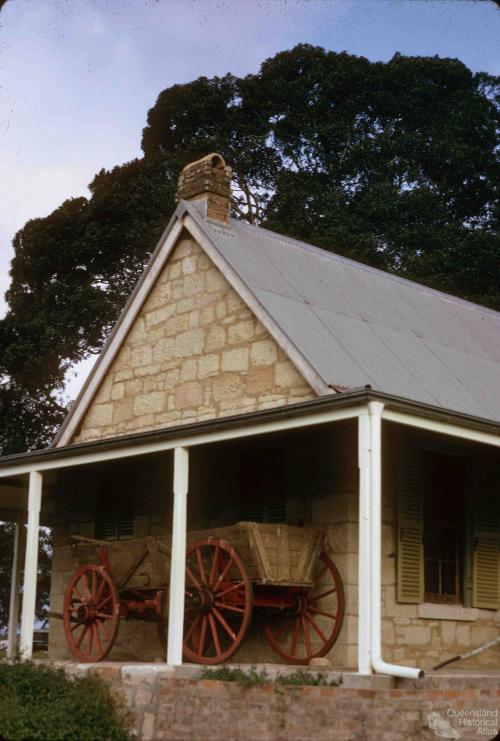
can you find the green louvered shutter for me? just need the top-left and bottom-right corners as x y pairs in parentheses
(472, 459), (500, 609)
(397, 445), (424, 603)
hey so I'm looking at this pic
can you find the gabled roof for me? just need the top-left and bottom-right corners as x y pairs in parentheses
(55, 200), (500, 446)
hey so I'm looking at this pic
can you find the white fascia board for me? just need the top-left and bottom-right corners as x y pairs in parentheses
(382, 409), (500, 448)
(0, 404), (364, 478)
(55, 219), (184, 447)
(183, 214), (332, 397)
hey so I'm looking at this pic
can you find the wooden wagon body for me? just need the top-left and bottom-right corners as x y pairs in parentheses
(63, 522), (344, 665)
(72, 522), (324, 590)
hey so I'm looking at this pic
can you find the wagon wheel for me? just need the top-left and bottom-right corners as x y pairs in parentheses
(63, 563), (119, 662)
(183, 539), (253, 665)
(263, 552), (344, 665)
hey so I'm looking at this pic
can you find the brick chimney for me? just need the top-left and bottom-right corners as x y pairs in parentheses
(175, 153), (232, 224)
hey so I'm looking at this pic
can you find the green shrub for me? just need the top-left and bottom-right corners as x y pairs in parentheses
(198, 665), (269, 686)
(275, 669), (340, 687)
(0, 660), (132, 741)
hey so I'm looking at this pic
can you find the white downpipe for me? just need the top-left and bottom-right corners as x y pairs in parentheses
(167, 447), (189, 665)
(368, 402), (424, 679)
(20, 471), (43, 660)
(357, 411), (372, 674)
(7, 522), (23, 658)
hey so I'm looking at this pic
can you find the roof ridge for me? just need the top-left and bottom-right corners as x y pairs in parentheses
(227, 216), (500, 320)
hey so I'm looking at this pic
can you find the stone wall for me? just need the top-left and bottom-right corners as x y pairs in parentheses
(73, 236), (315, 444)
(62, 663), (500, 741)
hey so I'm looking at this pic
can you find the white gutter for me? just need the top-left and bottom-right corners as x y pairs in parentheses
(368, 401), (424, 679)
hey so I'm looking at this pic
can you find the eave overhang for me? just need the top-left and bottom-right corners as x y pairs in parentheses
(2, 389), (500, 479)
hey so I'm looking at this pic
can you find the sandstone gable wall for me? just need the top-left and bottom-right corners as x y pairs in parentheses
(72, 236), (315, 444)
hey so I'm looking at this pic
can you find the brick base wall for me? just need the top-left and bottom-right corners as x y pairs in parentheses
(64, 664), (500, 741)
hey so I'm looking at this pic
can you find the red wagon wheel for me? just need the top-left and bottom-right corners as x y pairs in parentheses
(63, 563), (119, 662)
(263, 552), (345, 665)
(183, 539), (253, 665)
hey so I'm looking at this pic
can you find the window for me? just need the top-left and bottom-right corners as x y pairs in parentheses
(96, 472), (135, 541)
(238, 448), (287, 523)
(423, 452), (466, 604)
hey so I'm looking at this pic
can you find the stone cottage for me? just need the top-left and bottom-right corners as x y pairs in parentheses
(0, 153), (499, 678)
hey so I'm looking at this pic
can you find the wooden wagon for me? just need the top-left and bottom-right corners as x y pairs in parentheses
(62, 522), (345, 665)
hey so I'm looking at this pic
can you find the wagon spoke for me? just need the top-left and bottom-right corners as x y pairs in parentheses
(213, 607), (236, 640)
(300, 616), (312, 657)
(214, 601), (244, 614)
(76, 624), (89, 648)
(308, 607), (338, 620)
(184, 613), (202, 646)
(72, 586), (84, 602)
(215, 581), (243, 599)
(208, 613), (221, 658)
(309, 587), (337, 602)
(93, 622), (102, 655)
(87, 622), (94, 655)
(96, 611), (114, 620)
(95, 574), (106, 603)
(305, 612), (328, 643)
(91, 570), (97, 599)
(81, 572), (91, 598)
(272, 618), (292, 642)
(70, 618), (85, 633)
(186, 566), (203, 591)
(96, 594), (112, 610)
(290, 619), (299, 658)
(208, 546), (220, 588)
(198, 615), (208, 657)
(214, 556), (234, 590)
(97, 618), (111, 642)
(196, 548), (208, 585)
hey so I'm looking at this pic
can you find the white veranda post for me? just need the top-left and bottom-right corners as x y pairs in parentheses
(167, 447), (189, 665)
(20, 471), (43, 659)
(7, 521), (24, 658)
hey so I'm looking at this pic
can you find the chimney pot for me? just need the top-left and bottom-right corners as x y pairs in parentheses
(175, 153), (232, 223)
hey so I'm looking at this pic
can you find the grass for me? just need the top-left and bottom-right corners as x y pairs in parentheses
(198, 665), (342, 688)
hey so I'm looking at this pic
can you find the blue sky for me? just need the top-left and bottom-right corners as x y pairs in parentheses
(1, 0), (499, 396)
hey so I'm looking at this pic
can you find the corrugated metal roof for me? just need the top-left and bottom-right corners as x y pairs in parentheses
(186, 203), (500, 424)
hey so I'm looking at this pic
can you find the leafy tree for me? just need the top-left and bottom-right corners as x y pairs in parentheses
(0, 45), (498, 457)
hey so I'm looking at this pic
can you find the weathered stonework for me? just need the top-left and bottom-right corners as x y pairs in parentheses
(72, 237), (314, 444)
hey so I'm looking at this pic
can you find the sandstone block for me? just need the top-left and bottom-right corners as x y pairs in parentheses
(205, 325), (226, 352)
(206, 267), (227, 293)
(111, 383), (125, 401)
(153, 337), (175, 363)
(274, 360), (305, 388)
(135, 364), (160, 377)
(173, 238), (193, 259)
(228, 320), (255, 345)
(146, 304), (176, 327)
(250, 339), (278, 367)
(180, 358), (197, 381)
(114, 369), (133, 382)
(182, 256), (197, 275)
(134, 391), (166, 416)
(131, 345), (153, 367)
(113, 398), (134, 424)
(85, 403), (113, 428)
(200, 305), (215, 327)
(222, 347), (249, 372)
(212, 374), (245, 401)
(175, 382), (203, 410)
(176, 328), (204, 357)
(197, 354), (220, 379)
(215, 300), (226, 320)
(246, 366), (274, 394)
(184, 273), (205, 297)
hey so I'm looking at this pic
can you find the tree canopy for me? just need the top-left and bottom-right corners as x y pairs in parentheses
(1, 44), (499, 455)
